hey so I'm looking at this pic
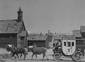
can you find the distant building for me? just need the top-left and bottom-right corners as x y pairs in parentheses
(27, 33), (47, 47)
(80, 26), (85, 37)
(0, 8), (28, 48)
(80, 26), (85, 32)
(72, 27), (85, 51)
(72, 30), (81, 37)
(27, 31), (53, 48)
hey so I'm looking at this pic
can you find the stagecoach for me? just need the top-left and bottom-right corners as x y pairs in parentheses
(53, 37), (84, 60)
(62, 40), (76, 55)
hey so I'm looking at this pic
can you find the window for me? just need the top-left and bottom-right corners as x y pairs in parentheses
(72, 42), (74, 46)
(53, 43), (55, 47)
(68, 42), (71, 47)
(20, 37), (24, 40)
(64, 42), (66, 46)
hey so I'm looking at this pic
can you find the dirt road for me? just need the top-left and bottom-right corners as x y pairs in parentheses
(0, 59), (74, 62)
(0, 48), (84, 62)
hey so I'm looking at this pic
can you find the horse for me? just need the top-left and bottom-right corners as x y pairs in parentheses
(16, 47), (28, 59)
(6, 45), (28, 59)
(29, 45), (48, 60)
(6, 44), (18, 58)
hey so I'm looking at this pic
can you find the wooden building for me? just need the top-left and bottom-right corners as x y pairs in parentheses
(27, 32), (53, 48)
(27, 33), (47, 47)
(0, 8), (28, 48)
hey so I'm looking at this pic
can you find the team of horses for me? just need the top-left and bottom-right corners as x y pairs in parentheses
(6, 44), (49, 60)
(6, 42), (64, 60)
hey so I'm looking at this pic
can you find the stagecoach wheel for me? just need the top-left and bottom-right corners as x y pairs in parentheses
(54, 53), (62, 60)
(76, 51), (83, 59)
(71, 54), (80, 62)
(72, 52), (81, 61)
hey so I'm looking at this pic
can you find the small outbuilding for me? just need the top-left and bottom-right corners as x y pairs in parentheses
(27, 33), (47, 47)
(27, 32), (53, 48)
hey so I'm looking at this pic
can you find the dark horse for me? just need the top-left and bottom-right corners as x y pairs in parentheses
(6, 45), (28, 59)
(29, 45), (48, 60)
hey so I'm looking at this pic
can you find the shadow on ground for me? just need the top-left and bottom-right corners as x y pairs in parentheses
(0, 54), (11, 59)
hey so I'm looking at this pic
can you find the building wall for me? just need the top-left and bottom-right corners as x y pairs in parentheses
(0, 8), (28, 48)
(28, 40), (46, 47)
(0, 33), (17, 48)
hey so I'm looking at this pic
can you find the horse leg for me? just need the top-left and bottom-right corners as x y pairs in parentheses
(23, 53), (27, 60)
(20, 53), (22, 58)
(35, 54), (37, 59)
(16, 53), (19, 59)
(18, 53), (23, 59)
(13, 53), (17, 59)
(11, 53), (14, 58)
(43, 53), (48, 60)
(24, 51), (28, 60)
(23, 54), (26, 60)
(42, 53), (45, 60)
(32, 53), (34, 59)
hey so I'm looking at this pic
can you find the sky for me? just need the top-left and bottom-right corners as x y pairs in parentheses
(0, 0), (85, 34)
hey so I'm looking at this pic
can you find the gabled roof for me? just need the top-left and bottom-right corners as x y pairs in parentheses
(27, 33), (47, 40)
(0, 19), (18, 33)
(0, 19), (26, 34)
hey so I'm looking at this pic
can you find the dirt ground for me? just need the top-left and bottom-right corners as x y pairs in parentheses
(0, 48), (84, 62)
(0, 59), (81, 62)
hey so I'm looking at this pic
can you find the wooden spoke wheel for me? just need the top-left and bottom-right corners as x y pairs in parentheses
(71, 51), (82, 61)
(53, 52), (62, 60)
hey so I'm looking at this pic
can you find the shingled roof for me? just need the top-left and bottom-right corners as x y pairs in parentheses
(0, 19), (19, 33)
(27, 33), (47, 40)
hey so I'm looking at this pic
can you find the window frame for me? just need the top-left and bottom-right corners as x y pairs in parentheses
(64, 42), (66, 46)
(68, 42), (71, 47)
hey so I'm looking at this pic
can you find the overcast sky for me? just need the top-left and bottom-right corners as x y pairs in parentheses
(0, 0), (85, 34)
